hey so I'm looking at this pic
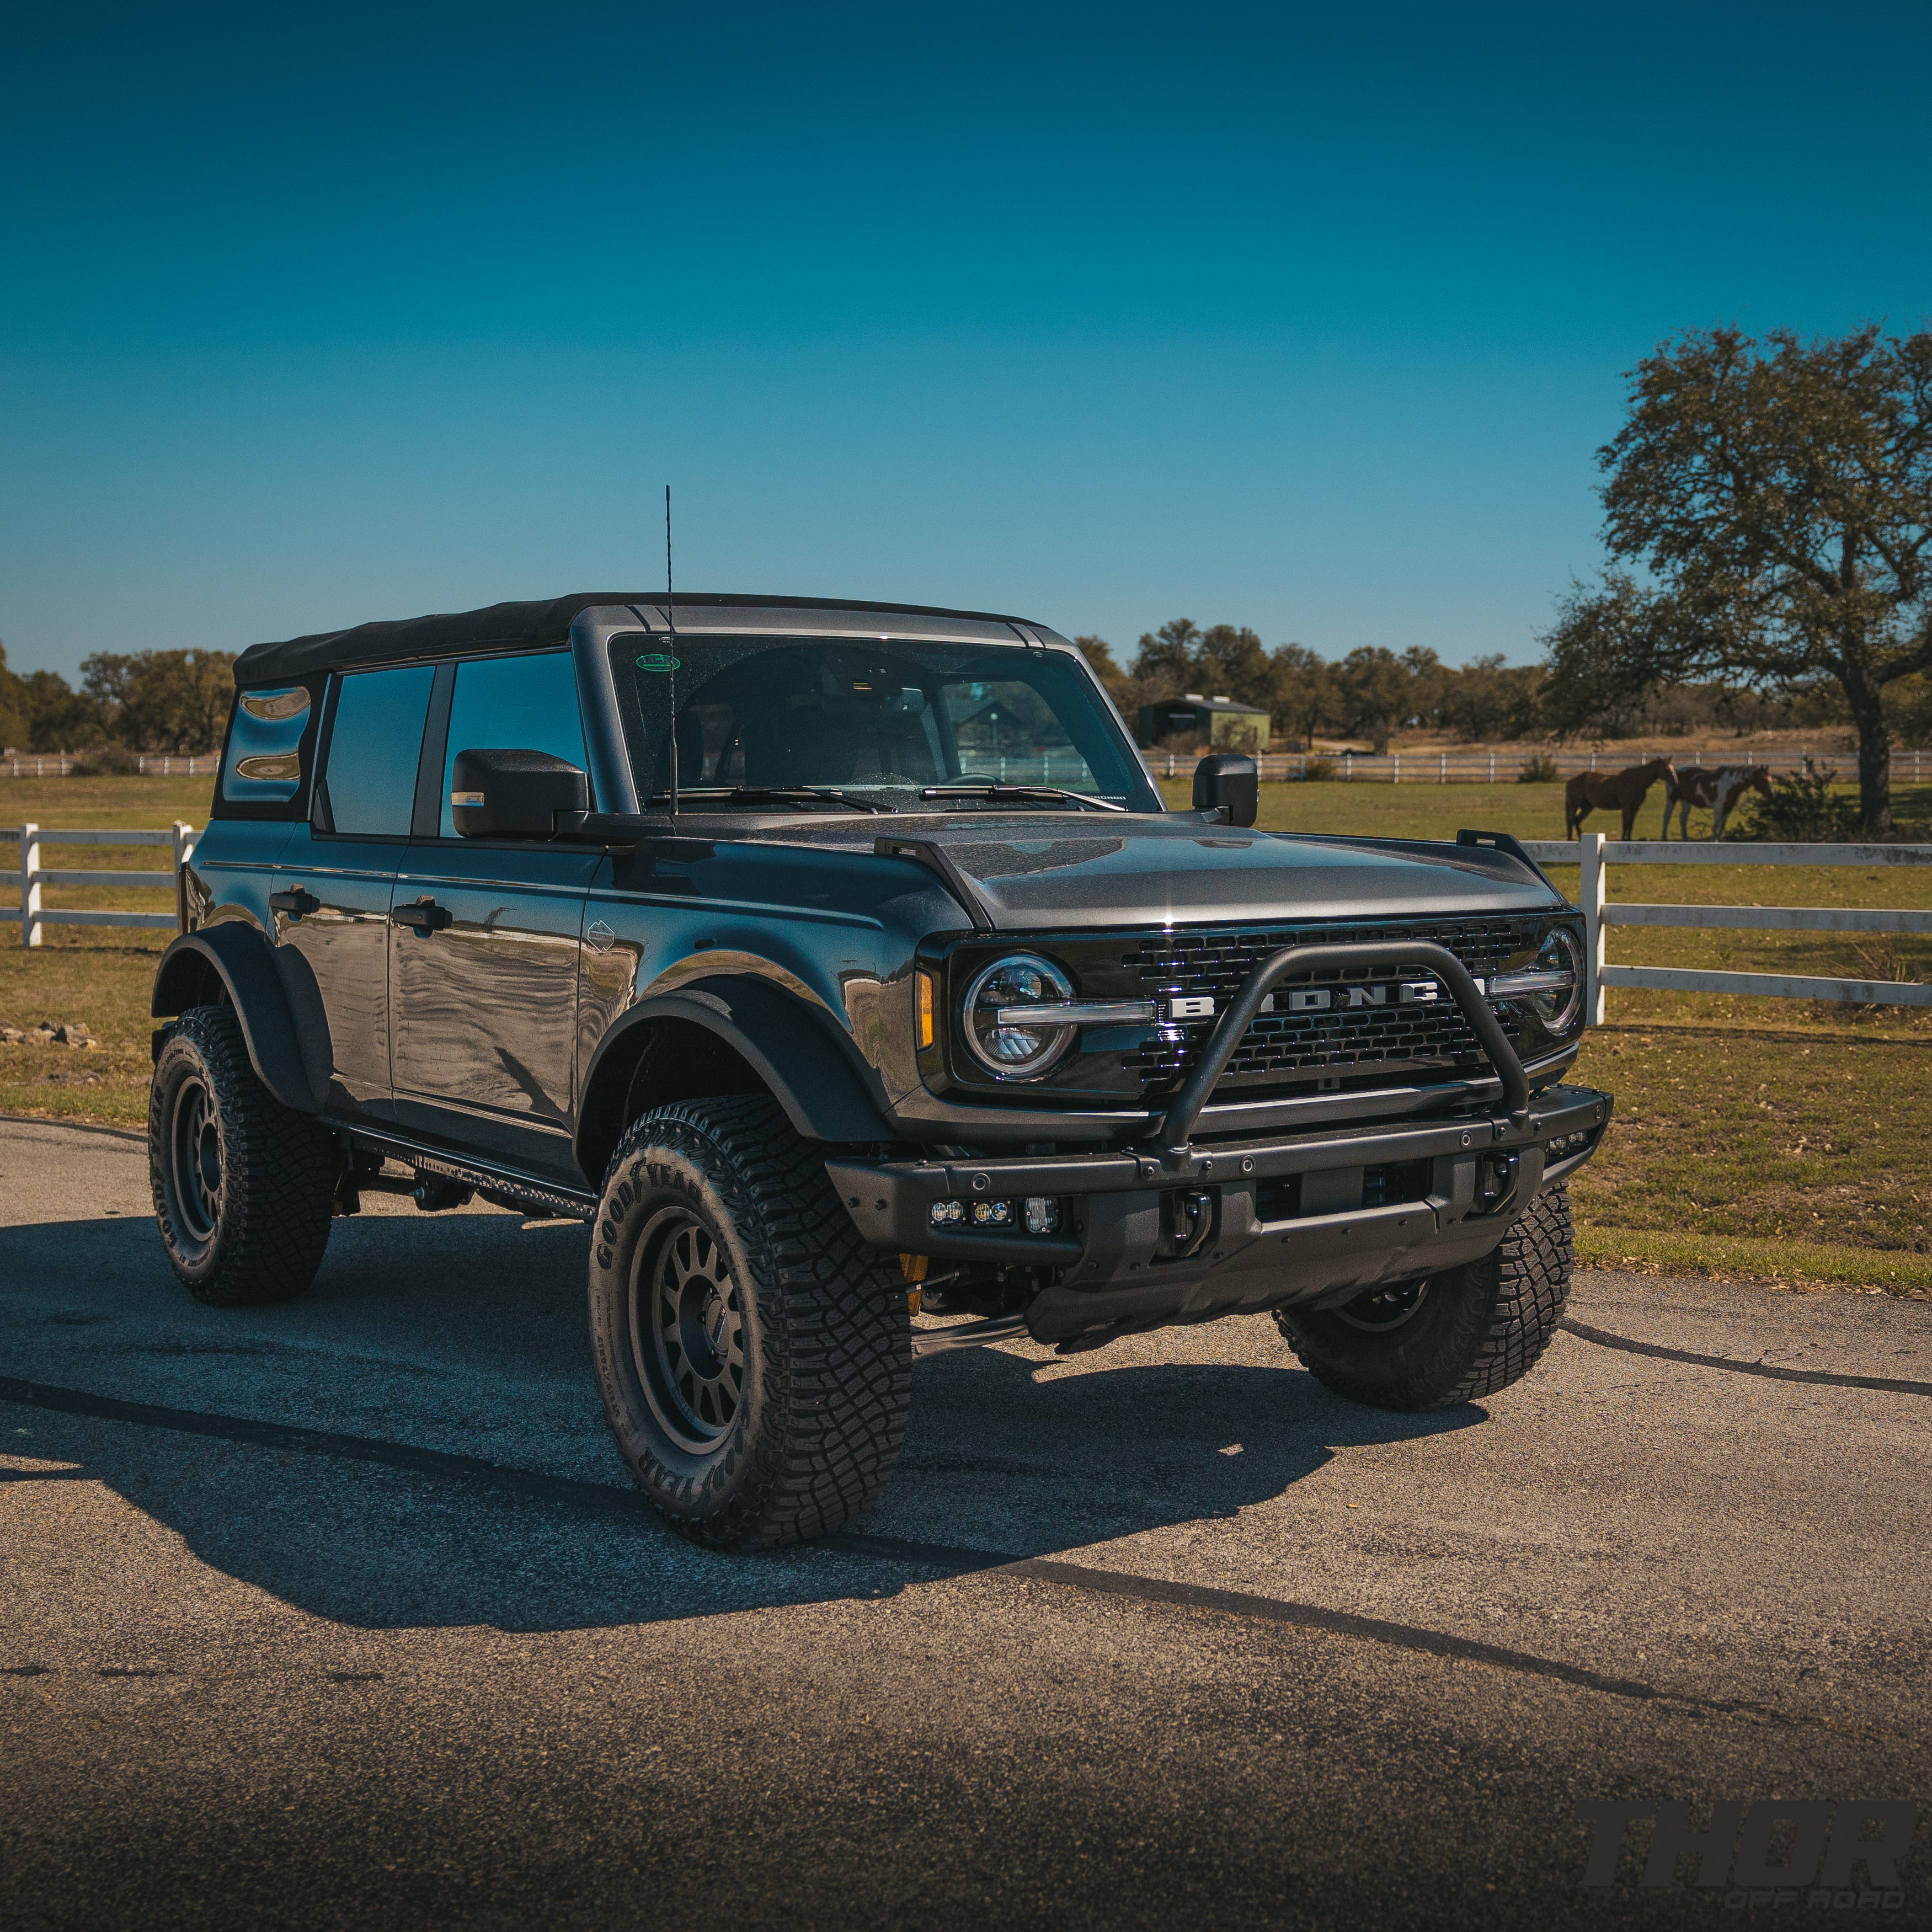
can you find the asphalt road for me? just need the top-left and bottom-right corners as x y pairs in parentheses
(3, 1114), (1929, 1930)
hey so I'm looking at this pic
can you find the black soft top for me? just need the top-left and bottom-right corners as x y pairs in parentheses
(232, 591), (1037, 684)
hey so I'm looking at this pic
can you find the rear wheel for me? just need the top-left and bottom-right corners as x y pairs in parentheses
(587, 1095), (911, 1550)
(148, 1005), (338, 1306)
(1274, 1184), (1573, 1409)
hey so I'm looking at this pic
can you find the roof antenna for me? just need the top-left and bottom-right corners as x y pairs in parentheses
(664, 483), (678, 819)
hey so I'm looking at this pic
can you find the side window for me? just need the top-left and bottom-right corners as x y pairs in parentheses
(439, 652), (588, 837)
(222, 684), (315, 805)
(323, 665), (436, 836)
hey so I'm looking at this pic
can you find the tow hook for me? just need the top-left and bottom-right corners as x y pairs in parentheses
(1476, 1152), (1519, 1215)
(1165, 1188), (1216, 1259)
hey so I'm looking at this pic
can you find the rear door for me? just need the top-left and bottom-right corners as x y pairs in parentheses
(388, 649), (598, 1183)
(274, 663), (437, 1117)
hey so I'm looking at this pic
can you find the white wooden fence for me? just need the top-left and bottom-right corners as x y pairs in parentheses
(1148, 747), (1923, 786)
(0, 753), (217, 777)
(1520, 835), (1932, 1022)
(4, 821), (1927, 1025)
(0, 824), (198, 946)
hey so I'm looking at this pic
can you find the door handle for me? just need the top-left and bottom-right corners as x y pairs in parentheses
(268, 889), (321, 919)
(391, 899), (453, 935)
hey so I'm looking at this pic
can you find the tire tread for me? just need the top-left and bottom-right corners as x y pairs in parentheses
(149, 1006), (336, 1306)
(598, 1095), (910, 1549)
(1275, 1184), (1573, 1410)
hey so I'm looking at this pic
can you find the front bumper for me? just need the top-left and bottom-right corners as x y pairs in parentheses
(825, 1081), (1611, 1345)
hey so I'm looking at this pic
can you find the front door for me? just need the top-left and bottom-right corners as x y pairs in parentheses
(388, 649), (596, 1183)
(274, 663), (436, 1116)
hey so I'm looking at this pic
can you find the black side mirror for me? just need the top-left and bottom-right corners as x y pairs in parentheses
(451, 748), (589, 838)
(1192, 752), (1258, 827)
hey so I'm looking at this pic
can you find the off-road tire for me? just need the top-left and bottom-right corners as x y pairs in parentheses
(1274, 1183), (1573, 1410)
(587, 1095), (911, 1550)
(148, 1005), (338, 1306)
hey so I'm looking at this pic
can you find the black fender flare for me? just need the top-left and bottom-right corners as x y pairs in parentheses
(577, 975), (895, 1171)
(151, 926), (328, 1114)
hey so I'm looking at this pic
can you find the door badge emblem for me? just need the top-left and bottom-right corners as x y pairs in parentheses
(586, 920), (616, 954)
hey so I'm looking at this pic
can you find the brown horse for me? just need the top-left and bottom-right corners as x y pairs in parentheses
(1564, 757), (1677, 839)
(1662, 764), (1774, 839)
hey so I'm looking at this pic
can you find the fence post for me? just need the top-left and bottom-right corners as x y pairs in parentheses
(172, 821), (196, 933)
(1344, 752), (1353, 781)
(1580, 831), (1605, 1026)
(1488, 752), (1495, 781)
(1439, 752), (1445, 783)
(1392, 753), (1400, 785)
(20, 822), (41, 949)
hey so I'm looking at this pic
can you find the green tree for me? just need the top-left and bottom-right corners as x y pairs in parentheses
(1192, 624), (1274, 710)
(0, 642), (26, 750)
(79, 649), (236, 752)
(1267, 642), (1333, 748)
(1571, 323), (1932, 830)
(1537, 573), (1680, 738)
(135, 649), (235, 752)
(1437, 653), (1540, 741)
(1887, 671), (1932, 748)
(1335, 645), (1413, 754)
(1130, 618), (1203, 691)
(1128, 619), (1287, 746)
(19, 668), (98, 749)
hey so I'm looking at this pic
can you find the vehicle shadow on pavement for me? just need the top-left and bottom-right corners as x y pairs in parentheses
(3, 1206), (1482, 1636)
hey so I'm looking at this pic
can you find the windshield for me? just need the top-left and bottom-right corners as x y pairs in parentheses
(606, 633), (1161, 812)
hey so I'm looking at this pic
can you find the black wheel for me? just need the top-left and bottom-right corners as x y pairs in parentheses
(1275, 1183), (1573, 1410)
(148, 1006), (338, 1307)
(587, 1095), (911, 1550)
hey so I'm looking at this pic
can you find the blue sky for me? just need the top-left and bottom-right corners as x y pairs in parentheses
(2, 1), (1926, 680)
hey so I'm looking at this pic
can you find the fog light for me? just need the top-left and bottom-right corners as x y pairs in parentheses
(970, 1199), (1013, 1226)
(930, 1198), (964, 1227)
(1023, 1196), (1060, 1235)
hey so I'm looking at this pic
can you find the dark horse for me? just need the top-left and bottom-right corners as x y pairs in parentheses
(1563, 757), (1677, 839)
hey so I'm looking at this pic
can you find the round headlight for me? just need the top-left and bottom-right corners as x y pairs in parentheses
(960, 954), (1076, 1080)
(1530, 927), (1582, 1033)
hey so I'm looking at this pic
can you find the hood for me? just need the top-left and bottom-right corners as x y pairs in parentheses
(777, 812), (1565, 928)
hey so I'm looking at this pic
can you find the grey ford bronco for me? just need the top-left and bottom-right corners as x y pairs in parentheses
(149, 592), (1611, 1548)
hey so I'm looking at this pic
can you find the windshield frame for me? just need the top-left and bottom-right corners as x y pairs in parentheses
(602, 630), (1166, 815)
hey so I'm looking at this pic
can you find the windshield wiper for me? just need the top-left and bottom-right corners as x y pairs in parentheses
(645, 786), (885, 815)
(919, 783), (1129, 814)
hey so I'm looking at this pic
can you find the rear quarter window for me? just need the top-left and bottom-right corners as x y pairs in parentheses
(218, 682), (322, 817)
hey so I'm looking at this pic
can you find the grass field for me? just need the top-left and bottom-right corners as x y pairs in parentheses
(1, 776), (214, 1126)
(5, 773), (1929, 1294)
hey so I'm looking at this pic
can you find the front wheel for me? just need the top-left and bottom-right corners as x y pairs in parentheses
(586, 1095), (911, 1550)
(1274, 1184), (1573, 1410)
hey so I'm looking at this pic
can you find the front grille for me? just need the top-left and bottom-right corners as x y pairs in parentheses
(1118, 916), (1541, 1096)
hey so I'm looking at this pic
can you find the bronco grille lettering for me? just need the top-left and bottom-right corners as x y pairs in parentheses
(1119, 916), (1542, 1095)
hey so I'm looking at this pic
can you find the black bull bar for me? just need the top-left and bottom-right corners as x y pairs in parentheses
(1148, 938), (1531, 1161)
